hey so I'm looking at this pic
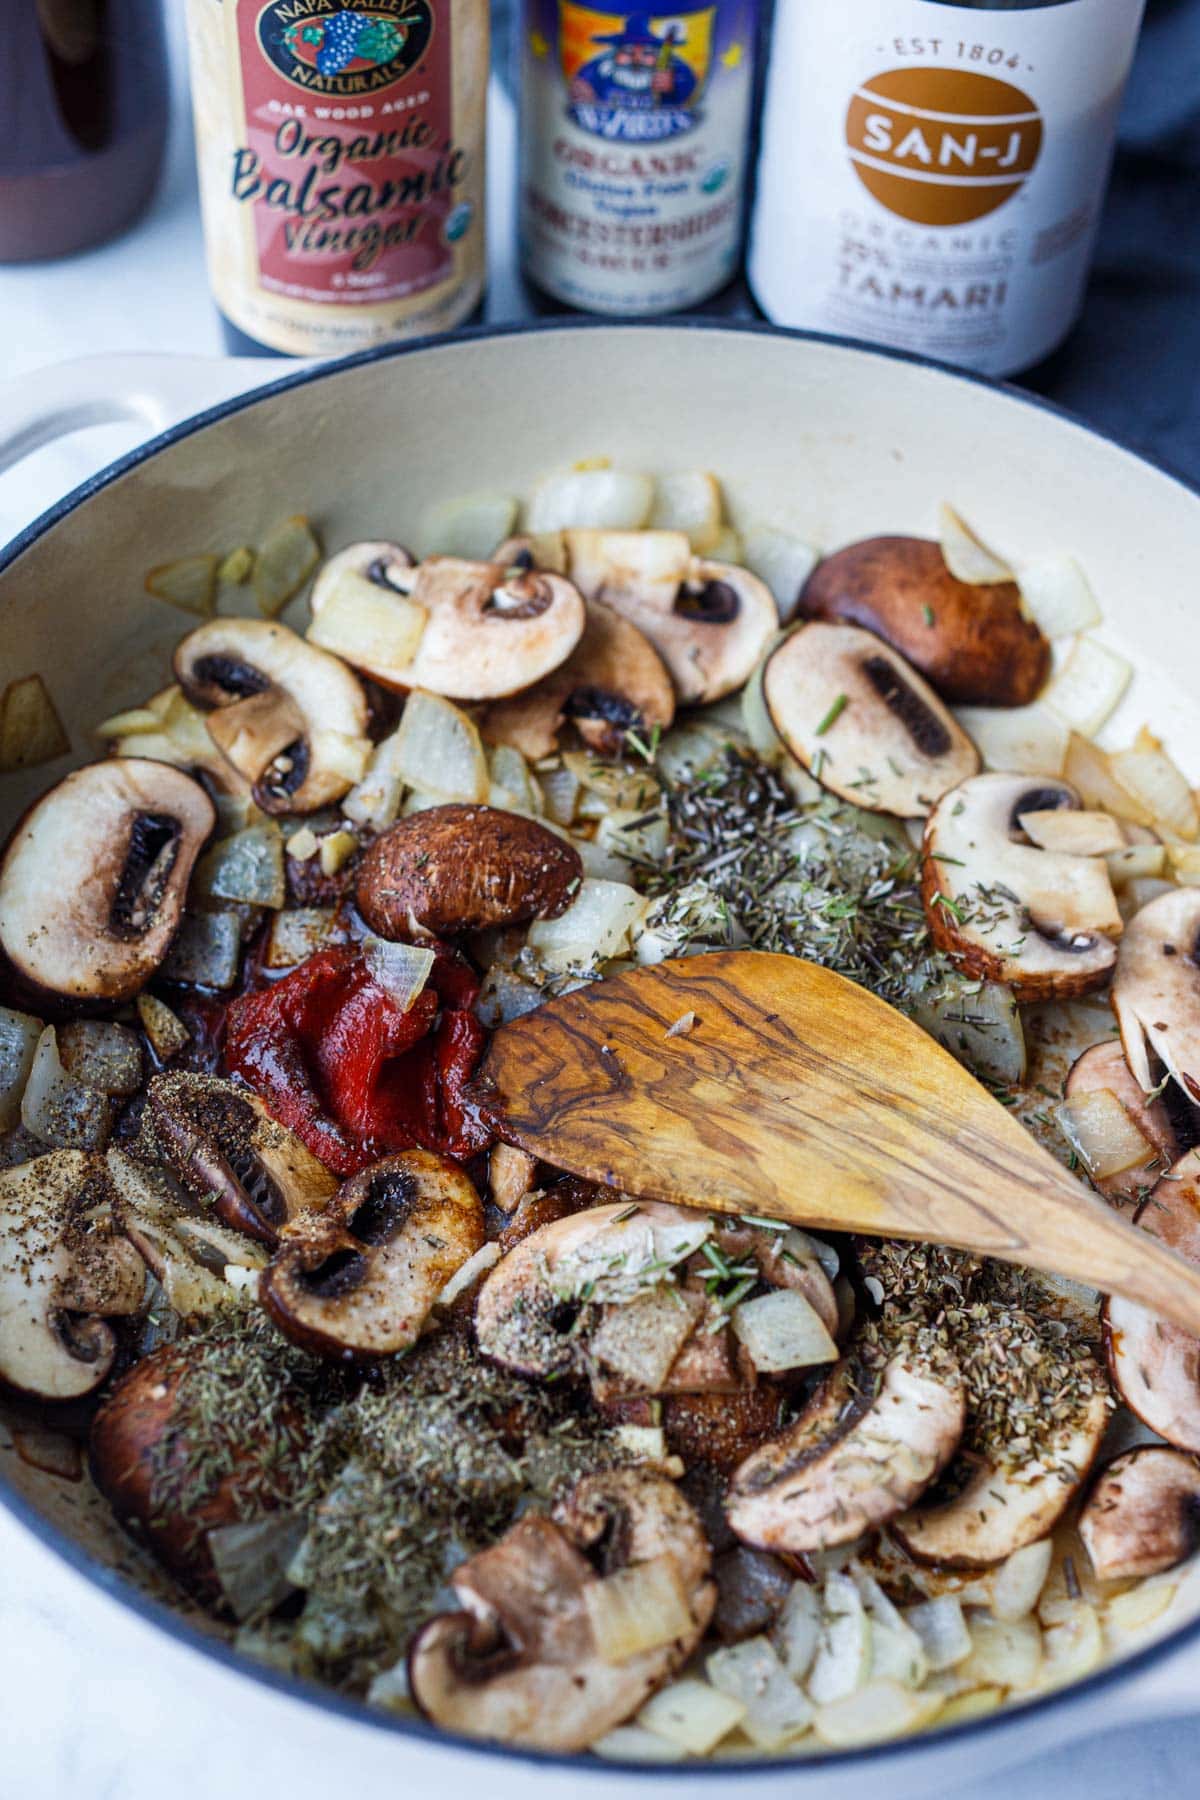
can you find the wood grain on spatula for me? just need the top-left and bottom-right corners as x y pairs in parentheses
(475, 950), (1200, 1338)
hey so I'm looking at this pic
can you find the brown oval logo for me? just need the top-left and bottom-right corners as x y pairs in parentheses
(845, 68), (1042, 226)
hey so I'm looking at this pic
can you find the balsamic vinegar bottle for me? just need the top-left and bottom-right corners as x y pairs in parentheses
(748, 0), (1147, 376)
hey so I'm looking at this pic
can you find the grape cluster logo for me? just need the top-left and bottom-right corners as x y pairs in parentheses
(845, 68), (1043, 227)
(257, 1), (432, 95)
(559, 4), (715, 142)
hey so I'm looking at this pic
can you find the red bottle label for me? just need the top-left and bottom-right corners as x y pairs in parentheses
(232, 1), (469, 307)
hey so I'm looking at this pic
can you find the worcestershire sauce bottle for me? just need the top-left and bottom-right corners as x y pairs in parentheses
(749, 0), (1146, 376)
(186, 0), (488, 356)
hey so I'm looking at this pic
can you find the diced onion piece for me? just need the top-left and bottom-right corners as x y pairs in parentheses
(731, 1287), (837, 1374)
(585, 1554), (694, 1665)
(1110, 730), (1199, 841)
(1106, 842), (1165, 886)
(136, 993), (191, 1061)
(1064, 732), (1151, 825)
(526, 878), (648, 971)
(867, 1622), (928, 1689)
(612, 1424), (671, 1464)
(208, 1514), (306, 1623)
(808, 1574), (871, 1704)
(319, 829), (357, 877)
(589, 1286), (699, 1389)
(959, 1614), (1043, 1691)
(217, 546), (255, 587)
(161, 911), (241, 990)
(362, 938), (435, 1010)
(743, 527), (818, 616)
(938, 504), (1013, 585)
(1018, 809), (1124, 856)
(815, 1680), (945, 1748)
(342, 728), (408, 832)
(310, 730), (371, 788)
(1038, 1600), (1103, 1689)
(0, 673), (70, 774)
(1016, 556), (1101, 639)
(526, 467), (654, 533)
(489, 744), (543, 816)
(911, 979), (1027, 1088)
(195, 823), (286, 910)
(772, 1578), (821, 1682)
(436, 1240), (500, 1308)
(1055, 1089), (1155, 1179)
(596, 807), (670, 869)
(903, 1597), (972, 1672)
(95, 706), (164, 739)
(417, 493), (518, 561)
(57, 1020), (143, 1097)
(1044, 637), (1132, 738)
(254, 515), (321, 617)
(742, 647), (785, 759)
(984, 1539), (1054, 1623)
(21, 1027), (111, 1149)
(265, 908), (336, 969)
(1126, 875), (1175, 913)
(930, 1686), (1004, 1726)
(474, 967), (544, 1027)
(592, 1725), (687, 1763)
(393, 690), (488, 803)
(0, 1005), (43, 1131)
(1105, 1581), (1176, 1634)
(709, 526), (743, 563)
(954, 703), (1068, 777)
(706, 1638), (815, 1749)
(780, 1226), (840, 1281)
(307, 569), (428, 674)
(144, 554), (219, 617)
(649, 470), (723, 552)
(1166, 839), (1200, 885)
(539, 762), (580, 826)
(562, 750), (661, 812)
(637, 1678), (747, 1755)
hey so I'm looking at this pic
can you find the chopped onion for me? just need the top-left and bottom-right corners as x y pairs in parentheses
(394, 689), (488, 803)
(596, 806), (670, 869)
(903, 1597), (972, 1671)
(0, 673), (70, 774)
(959, 1614), (1043, 1690)
(526, 877), (648, 971)
(474, 967), (544, 1027)
(318, 829), (357, 877)
(1106, 842), (1166, 886)
(0, 1006), (43, 1132)
(208, 1513), (306, 1623)
(488, 743), (543, 816)
(649, 470), (723, 552)
(868, 1622), (928, 1689)
(254, 515), (321, 617)
(526, 467), (654, 533)
(265, 908), (337, 969)
(1105, 1581), (1176, 1635)
(307, 569), (428, 673)
(814, 1680), (945, 1748)
(1055, 1089), (1154, 1179)
(911, 979), (1027, 1088)
(779, 1226), (840, 1281)
(416, 492), (518, 561)
(1044, 637), (1133, 738)
(561, 750), (660, 812)
(1109, 730), (1199, 840)
(589, 1286), (700, 1389)
(709, 525), (743, 563)
(95, 705), (164, 740)
(57, 1020), (143, 1097)
(217, 546), (255, 587)
(1038, 1600), (1103, 1690)
(144, 554), (219, 617)
(1018, 808), (1124, 856)
(196, 823), (286, 910)
(954, 703), (1068, 777)
(653, 722), (736, 786)
(731, 1288), (837, 1373)
(161, 910), (241, 989)
(772, 1578), (821, 1682)
(591, 1726), (687, 1764)
(807, 1573), (871, 1704)
(585, 1554), (694, 1665)
(538, 762), (580, 826)
(938, 503), (1013, 584)
(363, 937), (435, 1010)
(974, 1539), (1053, 1623)
(21, 1027), (111, 1149)
(612, 1423), (671, 1464)
(341, 728), (407, 832)
(706, 1638), (815, 1748)
(637, 1678), (747, 1755)
(1064, 731), (1151, 825)
(1016, 556), (1101, 639)
(741, 636), (787, 758)
(1166, 840), (1200, 885)
(742, 527), (818, 616)
(11, 1420), (83, 1481)
(309, 730), (371, 788)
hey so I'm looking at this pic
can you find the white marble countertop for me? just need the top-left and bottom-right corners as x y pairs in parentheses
(3, 11), (1200, 1798)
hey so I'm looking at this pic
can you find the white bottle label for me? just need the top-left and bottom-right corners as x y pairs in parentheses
(749, 0), (1145, 375)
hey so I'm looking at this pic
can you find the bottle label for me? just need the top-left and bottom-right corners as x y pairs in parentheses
(187, 0), (486, 355)
(749, 0), (1146, 375)
(520, 0), (757, 315)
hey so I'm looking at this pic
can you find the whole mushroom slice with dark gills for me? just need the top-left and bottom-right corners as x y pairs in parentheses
(922, 773), (1123, 1000)
(260, 1150), (484, 1360)
(355, 803), (583, 940)
(1079, 1445), (1200, 1582)
(307, 551), (586, 702)
(480, 599), (676, 760)
(1063, 1039), (1181, 1207)
(762, 621), (979, 817)
(173, 618), (371, 815)
(560, 529), (778, 705)
(798, 536), (1050, 707)
(1111, 886), (1200, 1102)
(0, 1151), (145, 1401)
(140, 1072), (338, 1248)
(409, 1467), (715, 1752)
(725, 1329), (965, 1555)
(1104, 1148), (1200, 1452)
(0, 758), (214, 1006)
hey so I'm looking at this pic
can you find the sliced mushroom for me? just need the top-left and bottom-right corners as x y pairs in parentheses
(1104, 1149), (1200, 1451)
(1064, 1040), (1180, 1206)
(141, 1072), (338, 1247)
(408, 1468), (714, 1752)
(309, 554), (586, 702)
(893, 1381), (1110, 1568)
(1111, 887), (1200, 1100)
(923, 774), (1122, 999)
(0, 759), (214, 1004)
(355, 804), (583, 939)
(0, 1151), (144, 1401)
(726, 1339), (965, 1554)
(799, 536), (1050, 707)
(480, 600), (676, 760)
(260, 1151), (484, 1360)
(174, 619), (371, 815)
(562, 530), (777, 705)
(763, 622), (979, 817)
(1079, 1446), (1200, 1582)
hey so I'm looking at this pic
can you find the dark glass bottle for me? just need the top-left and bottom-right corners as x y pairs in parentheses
(0, 0), (169, 264)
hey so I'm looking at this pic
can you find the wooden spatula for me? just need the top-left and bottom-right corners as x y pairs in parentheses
(475, 949), (1200, 1337)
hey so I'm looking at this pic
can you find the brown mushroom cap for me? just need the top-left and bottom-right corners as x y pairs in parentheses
(0, 759), (214, 1005)
(261, 1151), (484, 1361)
(799, 536), (1050, 708)
(481, 599), (676, 760)
(1079, 1445), (1200, 1582)
(408, 1467), (714, 1752)
(1104, 1148), (1200, 1451)
(1111, 886), (1200, 1101)
(355, 804), (583, 939)
(1064, 1040), (1181, 1208)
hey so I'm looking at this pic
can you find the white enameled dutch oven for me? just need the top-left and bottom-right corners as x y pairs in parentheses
(0, 322), (1198, 1797)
